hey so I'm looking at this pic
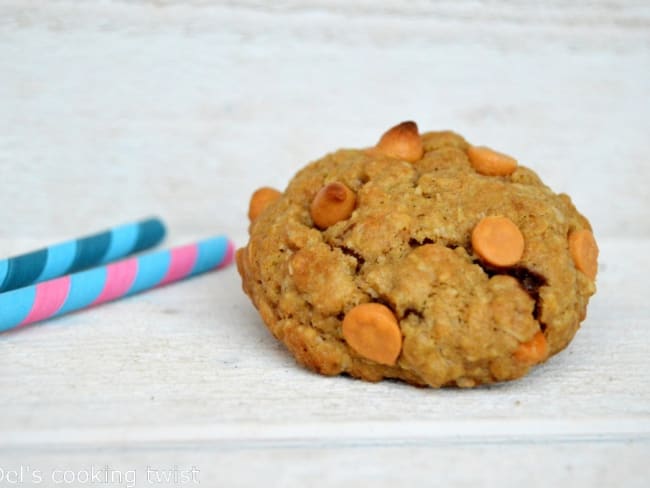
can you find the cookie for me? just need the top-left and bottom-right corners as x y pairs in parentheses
(237, 121), (598, 388)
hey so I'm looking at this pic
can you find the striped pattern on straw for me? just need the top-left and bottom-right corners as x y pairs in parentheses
(0, 217), (165, 293)
(0, 236), (235, 333)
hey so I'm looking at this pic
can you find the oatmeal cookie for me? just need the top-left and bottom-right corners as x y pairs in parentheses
(237, 121), (597, 387)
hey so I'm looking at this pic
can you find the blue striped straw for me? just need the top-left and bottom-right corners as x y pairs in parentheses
(0, 217), (166, 293)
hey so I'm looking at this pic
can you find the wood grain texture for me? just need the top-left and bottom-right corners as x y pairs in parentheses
(0, 1), (649, 486)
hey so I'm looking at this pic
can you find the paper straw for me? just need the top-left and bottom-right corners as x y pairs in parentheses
(0, 235), (235, 333)
(0, 217), (166, 293)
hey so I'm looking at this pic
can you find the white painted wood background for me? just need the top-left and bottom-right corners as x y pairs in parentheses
(1, 1), (649, 486)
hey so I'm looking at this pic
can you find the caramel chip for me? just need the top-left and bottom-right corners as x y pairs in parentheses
(375, 121), (424, 163)
(513, 331), (549, 365)
(468, 145), (518, 176)
(569, 229), (598, 280)
(472, 216), (525, 267)
(310, 182), (356, 229)
(342, 303), (402, 365)
(248, 187), (282, 222)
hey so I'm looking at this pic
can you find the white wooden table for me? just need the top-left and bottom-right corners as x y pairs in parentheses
(1, 1), (649, 486)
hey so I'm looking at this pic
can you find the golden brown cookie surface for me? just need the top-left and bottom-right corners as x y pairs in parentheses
(238, 122), (597, 388)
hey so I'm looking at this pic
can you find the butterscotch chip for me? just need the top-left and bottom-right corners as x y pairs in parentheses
(513, 331), (549, 365)
(248, 187), (282, 221)
(472, 216), (525, 267)
(467, 145), (518, 176)
(310, 182), (356, 229)
(375, 121), (424, 163)
(237, 122), (597, 388)
(568, 229), (598, 280)
(342, 303), (402, 365)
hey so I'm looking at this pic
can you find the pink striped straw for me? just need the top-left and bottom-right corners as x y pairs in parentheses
(0, 235), (235, 332)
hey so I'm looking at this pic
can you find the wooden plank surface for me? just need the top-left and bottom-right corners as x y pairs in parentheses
(1, 1), (649, 486)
